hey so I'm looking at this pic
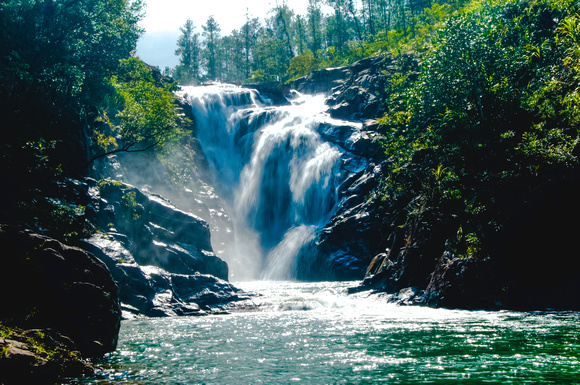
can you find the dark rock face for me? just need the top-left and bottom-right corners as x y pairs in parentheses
(291, 56), (419, 280)
(356, 199), (460, 294)
(289, 66), (350, 95)
(85, 232), (250, 318)
(423, 254), (501, 309)
(89, 179), (228, 280)
(326, 55), (418, 121)
(357, 180), (580, 311)
(79, 178), (249, 317)
(296, 163), (390, 281)
(0, 228), (121, 357)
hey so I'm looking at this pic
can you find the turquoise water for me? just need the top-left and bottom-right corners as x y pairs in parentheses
(80, 281), (580, 384)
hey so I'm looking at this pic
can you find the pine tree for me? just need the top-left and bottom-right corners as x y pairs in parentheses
(174, 19), (200, 85)
(202, 15), (222, 81)
(307, 0), (323, 56)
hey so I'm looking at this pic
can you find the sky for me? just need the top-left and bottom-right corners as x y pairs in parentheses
(136, 0), (316, 69)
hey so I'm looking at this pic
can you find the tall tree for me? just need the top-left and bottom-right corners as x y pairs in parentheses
(275, 4), (295, 61)
(363, 0), (376, 37)
(295, 15), (307, 55)
(202, 15), (221, 81)
(307, 0), (323, 55)
(240, 14), (261, 79)
(174, 19), (200, 85)
(325, 0), (349, 52)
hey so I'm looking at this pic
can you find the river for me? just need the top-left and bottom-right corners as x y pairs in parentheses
(74, 280), (579, 384)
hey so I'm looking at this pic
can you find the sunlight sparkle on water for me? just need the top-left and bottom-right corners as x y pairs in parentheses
(72, 281), (580, 384)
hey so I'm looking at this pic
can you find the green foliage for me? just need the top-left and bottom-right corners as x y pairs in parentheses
(0, 0), (144, 239)
(0, 324), (81, 363)
(91, 58), (190, 162)
(121, 191), (140, 219)
(174, 19), (201, 85)
(0, 0), (143, 119)
(286, 51), (319, 81)
(247, 69), (276, 83)
(170, 0), (465, 84)
(377, 0), (580, 259)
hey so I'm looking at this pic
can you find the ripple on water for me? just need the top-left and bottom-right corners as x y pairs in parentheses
(70, 281), (580, 384)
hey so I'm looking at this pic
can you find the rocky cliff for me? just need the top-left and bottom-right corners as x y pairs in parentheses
(79, 178), (250, 318)
(284, 55), (419, 281)
(275, 54), (580, 311)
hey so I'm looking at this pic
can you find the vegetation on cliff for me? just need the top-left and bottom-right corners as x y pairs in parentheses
(0, 0), (190, 241)
(168, 0), (580, 308)
(365, 0), (580, 309)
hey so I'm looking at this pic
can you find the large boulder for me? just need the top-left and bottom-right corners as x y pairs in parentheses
(88, 179), (228, 280)
(0, 228), (121, 358)
(78, 178), (251, 317)
(84, 232), (250, 318)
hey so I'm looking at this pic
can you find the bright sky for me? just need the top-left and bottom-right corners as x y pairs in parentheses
(136, 0), (317, 69)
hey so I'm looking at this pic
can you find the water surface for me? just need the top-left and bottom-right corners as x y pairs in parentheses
(77, 281), (580, 384)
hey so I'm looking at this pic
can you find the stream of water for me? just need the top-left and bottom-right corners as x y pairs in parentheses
(76, 281), (579, 384)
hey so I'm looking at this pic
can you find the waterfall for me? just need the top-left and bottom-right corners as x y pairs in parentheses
(181, 84), (354, 281)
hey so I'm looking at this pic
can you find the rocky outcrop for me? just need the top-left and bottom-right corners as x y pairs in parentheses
(80, 178), (249, 317)
(88, 179), (228, 280)
(0, 228), (121, 357)
(85, 232), (250, 318)
(289, 66), (350, 95)
(291, 55), (420, 281)
(296, 162), (390, 281)
(422, 253), (501, 309)
(326, 55), (419, 121)
(0, 328), (93, 384)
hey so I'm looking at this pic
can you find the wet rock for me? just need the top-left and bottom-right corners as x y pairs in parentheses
(296, 163), (390, 281)
(289, 66), (350, 95)
(0, 328), (93, 385)
(292, 55), (420, 280)
(0, 228), (121, 358)
(88, 178), (228, 280)
(84, 233), (248, 318)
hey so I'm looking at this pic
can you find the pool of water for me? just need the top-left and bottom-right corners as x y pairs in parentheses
(75, 281), (580, 384)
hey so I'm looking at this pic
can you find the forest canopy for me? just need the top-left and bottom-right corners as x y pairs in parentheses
(170, 0), (461, 85)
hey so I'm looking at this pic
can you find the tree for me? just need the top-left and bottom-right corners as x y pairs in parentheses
(0, 0), (143, 123)
(0, 0), (144, 232)
(287, 50), (319, 80)
(325, 1), (349, 53)
(240, 14), (261, 79)
(90, 58), (189, 164)
(174, 19), (200, 85)
(307, 0), (324, 55)
(202, 15), (222, 81)
(275, 4), (295, 62)
(295, 15), (307, 55)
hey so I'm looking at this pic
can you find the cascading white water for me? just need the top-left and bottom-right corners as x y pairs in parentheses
(181, 84), (345, 281)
